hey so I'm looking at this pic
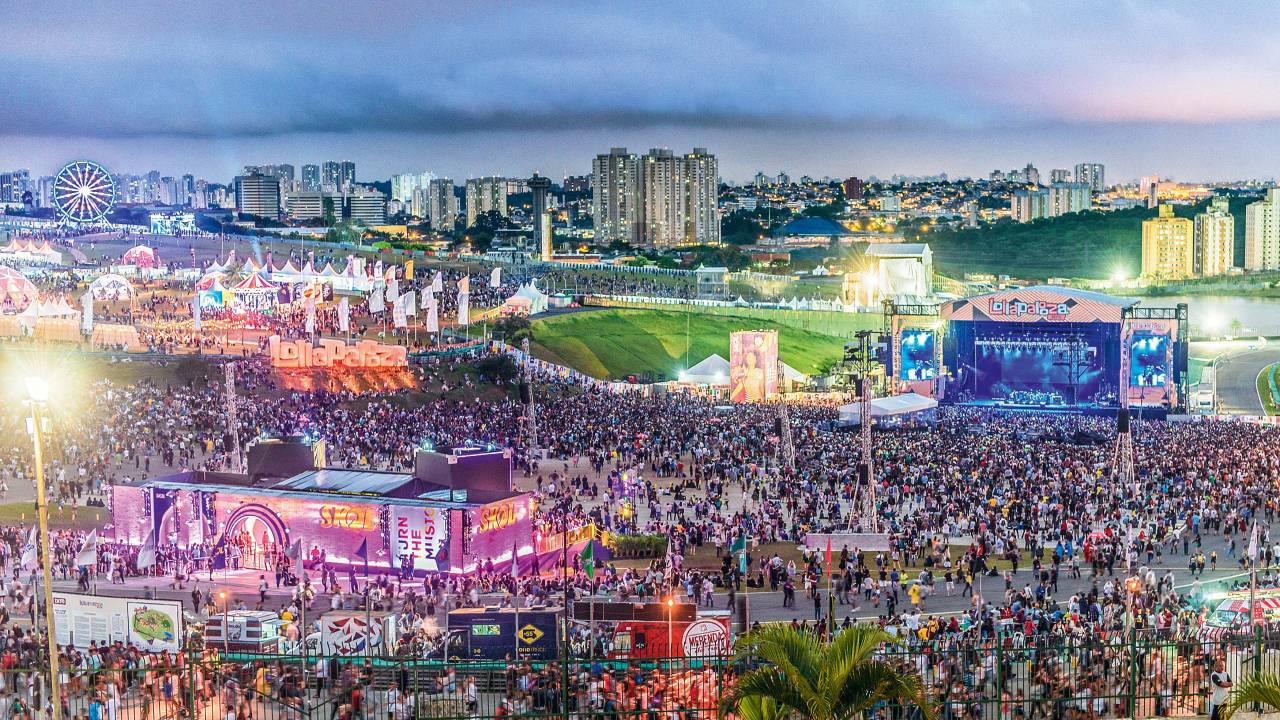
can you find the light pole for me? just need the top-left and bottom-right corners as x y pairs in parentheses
(220, 591), (229, 656)
(666, 597), (674, 663)
(25, 377), (61, 720)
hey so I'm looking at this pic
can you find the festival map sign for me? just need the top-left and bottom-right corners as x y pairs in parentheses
(729, 330), (779, 403)
(268, 335), (408, 369)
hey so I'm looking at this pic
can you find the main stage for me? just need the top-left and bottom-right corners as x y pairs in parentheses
(885, 286), (1189, 412)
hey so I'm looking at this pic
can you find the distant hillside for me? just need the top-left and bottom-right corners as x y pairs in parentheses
(910, 197), (1253, 280)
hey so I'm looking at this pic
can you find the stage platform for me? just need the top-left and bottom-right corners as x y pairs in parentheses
(949, 399), (1168, 420)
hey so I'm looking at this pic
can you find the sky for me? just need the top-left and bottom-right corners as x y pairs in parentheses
(3, 1), (1279, 184)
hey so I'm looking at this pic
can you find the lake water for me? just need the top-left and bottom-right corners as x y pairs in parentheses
(1147, 295), (1280, 338)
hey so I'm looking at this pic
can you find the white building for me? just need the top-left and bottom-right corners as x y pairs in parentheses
(1048, 183), (1091, 217)
(427, 179), (457, 232)
(1195, 196), (1235, 277)
(1011, 189), (1049, 222)
(346, 190), (387, 226)
(234, 173), (281, 219)
(391, 172), (435, 203)
(464, 176), (508, 228)
(639, 148), (687, 248)
(1074, 163), (1105, 193)
(592, 147), (641, 246)
(684, 148), (720, 245)
(284, 191), (327, 221)
(878, 193), (901, 212)
(1245, 188), (1280, 271)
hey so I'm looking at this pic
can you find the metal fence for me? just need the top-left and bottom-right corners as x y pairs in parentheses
(27, 631), (1278, 720)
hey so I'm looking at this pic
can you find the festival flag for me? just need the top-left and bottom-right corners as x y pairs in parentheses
(1249, 521), (1260, 563)
(457, 291), (470, 326)
(81, 291), (94, 334)
(304, 295), (316, 335)
(136, 529), (157, 571)
(369, 285), (385, 313)
(191, 294), (201, 332)
(387, 278), (399, 304)
(384, 264), (396, 282)
(404, 260), (414, 279)
(405, 288), (416, 317)
(664, 535), (677, 578)
(420, 287), (431, 307)
(75, 530), (98, 567)
(458, 275), (470, 294)
(288, 537), (303, 564)
(579, 541), (595, 580)
(266, 250), (274, 271)
(19, 526), (38, 571)
(431, 272), (443, 293)
(511, 538), (520, 581)
(489, 267), (501, 286)
(374, 260), (384, 280)
(338, 297), (350, 332)
(355, 538), (368, 561)
(425, 298), (439, 333)
(825, 536), (833, 580)
(392, 294), (408, 328)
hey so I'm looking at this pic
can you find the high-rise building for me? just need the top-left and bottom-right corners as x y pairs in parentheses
(1141, 204), (1195, 279)
(1011, 189), (1049, 222)
(391, 172), (435, 203)
(1194, 196), (1235, 277)
(1244, 188), (1280, 271)
(776, 171), (791, 186)
(410, 187), (430, 219)
(338, 161), (356, 192)
(1049, 169), (1071, 184)
(234, 173), (281, 219)
(345, 190), (387, 225)
(842, 177), (865, 200)
(639, 149), (687, 248)
(592, 148), (640, 246)
(284, 191), (326, 221)
(989, 170), (1006, 182)
(1023, 163), (1040, 186)
(302, 164), (320, 191)
(1048, 183), (1091, 217)
(1140, 175), (1160, 208)
(464, 176), (508, 228)
(427, 179), (457, 232)
(160, 176), (184, 206)
(1074, 163), (1105, 193)
(321, 162), (341, 191)
(878, 192), (902, 213)
(562, 175), (591, 193)
(683, 148), (720, 246)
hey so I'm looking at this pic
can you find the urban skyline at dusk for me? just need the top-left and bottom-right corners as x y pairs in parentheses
(5, 1), (1280, 182)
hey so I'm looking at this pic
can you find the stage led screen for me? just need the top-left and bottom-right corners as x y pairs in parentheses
(1129, 333), (1169, 389)
(729, 331), (779, 403)
(898, 330), (936, 380)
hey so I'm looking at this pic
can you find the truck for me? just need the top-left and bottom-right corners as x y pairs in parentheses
(606, 612), (731, 660)
(446, 607), (559, 662)
(204, 611), (285, 654)
(1198, 589), (1280, 641)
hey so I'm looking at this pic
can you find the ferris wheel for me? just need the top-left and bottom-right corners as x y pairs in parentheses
(53, 160), (116, 223)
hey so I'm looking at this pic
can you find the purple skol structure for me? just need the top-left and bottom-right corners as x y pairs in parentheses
(110, 437), (534, 576)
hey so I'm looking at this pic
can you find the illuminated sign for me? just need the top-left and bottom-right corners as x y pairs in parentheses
(391, 507), (446, 572)
(478, 501), (518, 533)
(318, 505), (373, 531)
(518, 624), (545, 645)
(989, 299), (1071, 319)
(267, 335), (408, 369)
(471, 624), (501, 637)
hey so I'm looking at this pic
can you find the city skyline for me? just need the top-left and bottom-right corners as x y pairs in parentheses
(5, 2), (1280, 182)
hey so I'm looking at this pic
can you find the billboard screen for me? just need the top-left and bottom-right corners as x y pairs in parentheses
(898, 329), (936, 381)
(729, 331), (779, 403)
(1125, 318), (1178, 407)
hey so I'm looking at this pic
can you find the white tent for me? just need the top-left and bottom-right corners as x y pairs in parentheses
(838, 392), (938, 424)
(500, 282), (550, 316)
(681, 354), (730, 385)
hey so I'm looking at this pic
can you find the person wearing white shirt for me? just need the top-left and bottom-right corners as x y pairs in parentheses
(1209, 658), (1233, 720)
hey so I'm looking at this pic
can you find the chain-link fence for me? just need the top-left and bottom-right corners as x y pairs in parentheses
(26, 631), (1280, 720)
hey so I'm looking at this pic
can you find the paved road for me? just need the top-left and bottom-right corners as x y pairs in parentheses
(1215, 347), (1279, 414)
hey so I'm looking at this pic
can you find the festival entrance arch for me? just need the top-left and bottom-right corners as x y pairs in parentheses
(215, 504), (290, 571)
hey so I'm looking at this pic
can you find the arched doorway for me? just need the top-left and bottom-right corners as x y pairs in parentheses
(219, 504), (289, 571)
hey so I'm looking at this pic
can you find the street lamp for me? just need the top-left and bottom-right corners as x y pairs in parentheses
(666, 597), (674, 662)
(220, 591), (229, 655)
(25, 376), (61, 720)
(1124, 576), (1142, 634)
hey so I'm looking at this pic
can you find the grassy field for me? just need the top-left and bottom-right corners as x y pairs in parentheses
(1257, 363), (1280, 416)
(530, 308), (874, 379)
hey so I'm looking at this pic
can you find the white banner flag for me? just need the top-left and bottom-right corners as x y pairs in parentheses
(387, 278), (399, 304)
(19, 526), (37, 571)
(81, 291), (94, 334)
(458, 275), (470, 294)
(406, 289), (417, 316)
(489, 267), (501, 286)
(338, 296), (350, 332)
(393, 294), (408, 328)
(426, 298), (439, 333)
(136, 529), (157, 571)
(374, 260), (384, 280)
(431, 272), (443, 293)
(457, 292), (470, 326)
(369, 285), (385, 313)
(75, 530), (98, 568)
(304, 296), (316, 335)
(191, 294), (201, 332)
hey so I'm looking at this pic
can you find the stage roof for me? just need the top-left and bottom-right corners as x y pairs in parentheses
(961, 285), (1138, 308)
(273, 469), (415, 495)
(942, 285), (1137, 324)
(838, 392), (938, 424)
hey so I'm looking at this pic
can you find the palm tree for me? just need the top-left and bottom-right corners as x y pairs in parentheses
(1221, 672), (1280, 719)
(721, 624), (933, 720)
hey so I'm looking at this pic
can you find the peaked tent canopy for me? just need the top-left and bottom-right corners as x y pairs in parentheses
(120, 245), (160, 269)
(680, 354), (731, 385)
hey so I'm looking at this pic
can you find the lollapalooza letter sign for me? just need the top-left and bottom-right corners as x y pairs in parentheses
(268, 335), (408, 369)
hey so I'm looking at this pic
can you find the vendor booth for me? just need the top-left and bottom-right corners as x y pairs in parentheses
(837, 392), (938, 426)
(230, 272), (278, 312)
